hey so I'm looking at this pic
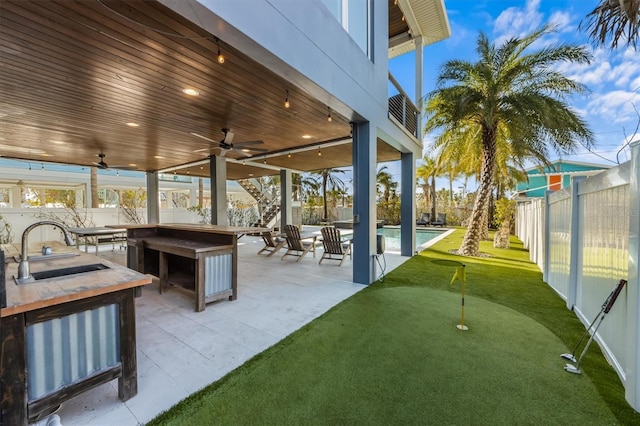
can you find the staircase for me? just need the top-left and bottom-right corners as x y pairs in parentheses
(237, 179), (281, 227)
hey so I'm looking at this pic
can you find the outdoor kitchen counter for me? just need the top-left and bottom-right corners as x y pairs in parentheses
(115, 224), (269, 312)
(1, 247), (151, 316)
(1, 246), (152, 425)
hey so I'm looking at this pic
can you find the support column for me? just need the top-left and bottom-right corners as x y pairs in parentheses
(280, 169), (292, 230)
(75, 187), (84, 208)
(566, 176), (585, 309)
(400, 152), (416, 256)
(352, 122), (376, 284)
(625, 141), (640, 410)
(146, 172), (159, 224)
(209, 156), (228, 225)
(189, 187), (196, 207)
(414, 35), (424, 137)
(10, 186), (21, 208)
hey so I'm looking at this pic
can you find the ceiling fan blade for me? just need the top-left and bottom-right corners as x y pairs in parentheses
(234, 140), (264, 147)
(240, 147), (268, 153)
(190, 132), (220, 145)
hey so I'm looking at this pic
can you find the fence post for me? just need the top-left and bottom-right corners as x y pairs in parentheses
(567, 176), (586, 310)
(543, 191), (552, 283)
(626, 141), (640, 410)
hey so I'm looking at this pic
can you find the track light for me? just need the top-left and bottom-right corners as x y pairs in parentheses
(284, 89), (290, 108)
(216, 38), (225, 64)
(327, 107), (332, 122)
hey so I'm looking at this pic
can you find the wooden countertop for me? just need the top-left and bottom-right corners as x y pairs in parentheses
(109, 223), (270, 235)
(2, 246), (152, 317)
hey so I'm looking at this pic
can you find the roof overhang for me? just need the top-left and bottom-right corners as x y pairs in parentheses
(388, 0), (451, 58)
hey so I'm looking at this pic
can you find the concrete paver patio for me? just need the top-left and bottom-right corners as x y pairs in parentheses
(52, 233), (409, 425)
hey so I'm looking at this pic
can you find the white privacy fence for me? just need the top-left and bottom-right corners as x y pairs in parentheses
(515, 142), (640, 411)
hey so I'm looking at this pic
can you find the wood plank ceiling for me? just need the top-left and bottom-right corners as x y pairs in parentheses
(0, 0), (406, 180)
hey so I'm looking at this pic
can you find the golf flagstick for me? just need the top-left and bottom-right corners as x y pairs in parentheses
(449, 264), (468, 331)
(563, 279), (626, 374)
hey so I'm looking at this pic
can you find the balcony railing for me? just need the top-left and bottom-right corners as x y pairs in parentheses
(388, 72), (419, 139)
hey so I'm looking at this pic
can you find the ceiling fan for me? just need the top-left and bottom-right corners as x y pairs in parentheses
(191, 129), (267, 157)
(92, 153), (137, 170)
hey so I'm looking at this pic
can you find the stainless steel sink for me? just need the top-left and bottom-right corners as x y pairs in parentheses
(14, 263), (110, 284)
(13, 252), (80, 262)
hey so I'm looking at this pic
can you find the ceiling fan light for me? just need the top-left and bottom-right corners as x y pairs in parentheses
(216, 38), (225, 64)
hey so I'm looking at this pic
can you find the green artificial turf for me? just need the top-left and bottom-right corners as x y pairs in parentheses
(149, 229), (639, 425)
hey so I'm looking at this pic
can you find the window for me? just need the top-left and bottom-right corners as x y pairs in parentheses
(321, 0), (370, 57)
(549, 175), (562, 191)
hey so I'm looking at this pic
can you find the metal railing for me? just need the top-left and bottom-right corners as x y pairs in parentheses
(388, 72), (419, 139)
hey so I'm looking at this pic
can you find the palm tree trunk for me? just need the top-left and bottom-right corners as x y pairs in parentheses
(430, 175), (437, 219)
(460, 132), (496, 256)
(322, 174), (328, 220)
(90, 167), (99, 208)
(480, 206), (489, 240)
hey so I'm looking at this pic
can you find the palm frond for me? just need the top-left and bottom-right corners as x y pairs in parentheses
(580, 0), (640, 50)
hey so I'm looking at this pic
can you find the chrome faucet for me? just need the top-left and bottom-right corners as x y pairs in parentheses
(17, 221), (75, 281)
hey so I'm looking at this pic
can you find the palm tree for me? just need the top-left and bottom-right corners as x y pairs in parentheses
(416, 156), (440, 219)
(376, 166), (396, 203)
(311, 168), (346, 221)
(425, 26), (594, 256)
(580, 0), (640, 50)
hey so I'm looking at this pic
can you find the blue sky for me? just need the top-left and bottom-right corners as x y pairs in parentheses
(386, 0), (640, 190)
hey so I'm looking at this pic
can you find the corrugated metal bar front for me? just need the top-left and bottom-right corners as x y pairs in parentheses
(204, 253), (233, 297)
(26, 303), (120, 401)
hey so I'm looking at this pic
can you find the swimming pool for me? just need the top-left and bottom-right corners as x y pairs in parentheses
(376, 227), (447, 252)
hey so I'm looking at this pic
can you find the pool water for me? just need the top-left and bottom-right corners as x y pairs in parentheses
(376, 227), (445, 252)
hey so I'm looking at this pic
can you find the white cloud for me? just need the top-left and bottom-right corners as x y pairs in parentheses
(493, 0), (543, 44)
(548, 10), (572, 34)
(586, 90), (640, 124)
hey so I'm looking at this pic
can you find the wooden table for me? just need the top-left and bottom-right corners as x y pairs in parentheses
(67, 226), (127, 254)
(1, 249), (152, 425)
(116, 224), (269, 312)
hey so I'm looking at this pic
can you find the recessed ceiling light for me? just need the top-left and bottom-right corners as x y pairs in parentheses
(40, 153), (52, 157)
(51, 140), (66, 145)
(302, 135), (312, 139)
(126, 122), (139, 127)
(182, 88), (199, 96)
(128, 163), (137, 167)
(154, 155), (165, 159)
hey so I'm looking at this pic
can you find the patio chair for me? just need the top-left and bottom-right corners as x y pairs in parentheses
(416, 212), (431, 226)
(431, 212), (447, 227)
(319, 226), (352, 266)
(257, 230), (286, 256)
(281, 224), (317, 262)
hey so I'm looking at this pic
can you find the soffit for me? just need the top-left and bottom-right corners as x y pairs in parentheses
(388, 0), (451, 58)
(0, 0), (432, 180)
